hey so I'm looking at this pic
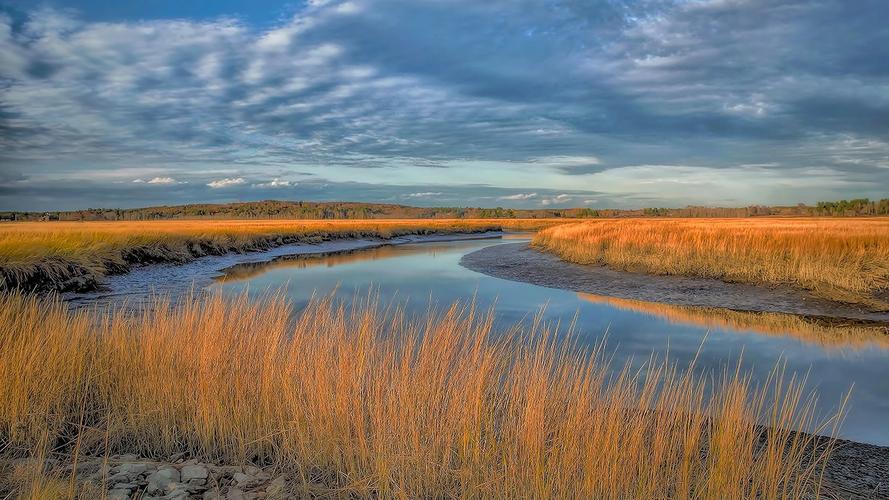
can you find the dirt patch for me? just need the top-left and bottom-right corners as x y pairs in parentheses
(460, 242), (889, 324)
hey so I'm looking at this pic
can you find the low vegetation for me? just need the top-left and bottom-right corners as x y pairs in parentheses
(0, 219), (560, 293)
(1, 291), (840, 498)
(3, 197), (887, 222)
(533, 218), (889, 310)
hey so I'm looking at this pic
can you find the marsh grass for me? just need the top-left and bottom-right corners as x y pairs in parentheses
(0, 291), (841, 498)
(0, 219), (561, 293)
(533, 218), (889, 310)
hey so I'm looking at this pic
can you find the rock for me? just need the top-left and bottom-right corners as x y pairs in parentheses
(146, 466), (181, 495)
(115, 462), (152, 476)
(202, 491), (222, 500)
(242, 465), (262, 476)
(112, 482), (140, 490)
(106, 472), (132, 484)
(225, 488), (258, 500)
(265, 475), (287, 497)
(162, 488), (190, 500)
(232, 472), (254, 485)
(107, 489), (131, 500)
(181, 464), (209, 483)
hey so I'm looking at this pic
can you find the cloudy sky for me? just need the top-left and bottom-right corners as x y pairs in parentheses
(0, 0), (887, 210)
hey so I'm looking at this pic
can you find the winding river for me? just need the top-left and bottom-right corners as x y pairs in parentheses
(68, 235), (889, 446)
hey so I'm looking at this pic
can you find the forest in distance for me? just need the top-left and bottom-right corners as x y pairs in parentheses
(3, 197), (888, 222)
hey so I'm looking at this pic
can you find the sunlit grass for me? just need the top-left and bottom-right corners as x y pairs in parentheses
(533, 218), (889, 309)
(0, 291), (840, 498)
(0, 218), (562, 291)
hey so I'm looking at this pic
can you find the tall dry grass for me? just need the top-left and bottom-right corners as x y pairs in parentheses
(0, 219), (561, 292)
(533, 218), (889, 310)
(0, 291), (840, 498)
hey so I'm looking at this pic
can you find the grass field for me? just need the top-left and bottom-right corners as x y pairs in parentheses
(533, 218), (889, 310)
(0, 291), (839, 498)
(0, 219), (562, 293)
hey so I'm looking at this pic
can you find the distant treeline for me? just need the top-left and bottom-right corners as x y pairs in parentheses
(2, 198), (887, 221)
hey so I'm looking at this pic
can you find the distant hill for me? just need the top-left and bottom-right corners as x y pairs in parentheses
(2, 198), (887, 221)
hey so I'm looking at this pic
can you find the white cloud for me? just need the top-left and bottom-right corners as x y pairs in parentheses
(132, 176), (181, 184)
(207, 177), (246, 188)
(499, 192), (537, 200)
(540, 194), (573, 206)
(253, 178), (294, 188)
(534, 156), (601, 165)
(405, 192), (442, 198)
(147, 176), (177, 184)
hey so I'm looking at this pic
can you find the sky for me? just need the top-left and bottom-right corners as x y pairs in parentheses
(0, 0), (887, 211)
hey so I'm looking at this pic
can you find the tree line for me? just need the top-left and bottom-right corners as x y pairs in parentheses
(2, 198), (887, 221)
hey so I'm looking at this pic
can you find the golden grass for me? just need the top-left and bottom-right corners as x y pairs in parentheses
(0, 291), (840, 498)
(0, 219), (562, 292)
(578, 292), (889, 349)
(533, 218), (889, 310)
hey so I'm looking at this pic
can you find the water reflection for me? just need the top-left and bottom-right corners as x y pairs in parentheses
(577, 292), (889, 350)
(211, 238), (889, 445)
(217, 242), (462, 282)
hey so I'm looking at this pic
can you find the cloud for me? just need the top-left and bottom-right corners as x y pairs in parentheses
(148, 177), (178, 184)
(541, 194), (573, 206)
(253, 178), (294, 188)
(207, 177), (246, 188)
(1, 1), (887, 209)
(404, 192), (442, 198)
(499, 193), (537, 200)
(132, 176), (181, 184)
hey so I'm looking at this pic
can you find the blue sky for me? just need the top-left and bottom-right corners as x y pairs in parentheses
(0, 0), (887, 210)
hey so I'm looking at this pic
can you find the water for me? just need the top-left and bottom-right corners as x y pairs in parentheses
(206, 237), (889, 446)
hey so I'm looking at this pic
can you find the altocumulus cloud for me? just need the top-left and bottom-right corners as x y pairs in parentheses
(0, 0), (888, 211)
(207, 177), (247, 189)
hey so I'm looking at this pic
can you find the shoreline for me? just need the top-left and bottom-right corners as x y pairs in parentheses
(461, 242), (889, 325)
(8, 431), (886, 498)
(62, 232), (503, 309)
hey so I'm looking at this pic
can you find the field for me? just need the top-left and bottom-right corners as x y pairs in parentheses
(0, 219), (562, 293)
(0, 291), (839, 498)
(533, 218), (889, 310)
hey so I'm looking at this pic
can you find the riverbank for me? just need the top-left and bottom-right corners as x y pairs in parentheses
(63, 232), (503, 310)
(531, 218), (889, 311)
(0, 219), (560, 294)
(7, 436), (888, 499)
(461, 243), (889, 346)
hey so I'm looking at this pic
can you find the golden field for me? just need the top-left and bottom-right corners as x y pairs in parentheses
(0, 219), (562, 292)
(0, 291), (839, 498)
(533, 218), (889, 310)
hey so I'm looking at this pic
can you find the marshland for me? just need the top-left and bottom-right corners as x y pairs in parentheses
(4, 0), (889, 496)
(1, 214), (888, 498)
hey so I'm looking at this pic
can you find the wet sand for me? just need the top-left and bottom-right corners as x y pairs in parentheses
(460, 242), (889, 324)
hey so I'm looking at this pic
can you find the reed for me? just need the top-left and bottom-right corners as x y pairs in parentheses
(0, 291), (839, 498)
(533, 218), (889, 310)
(0, 219), (560, 293)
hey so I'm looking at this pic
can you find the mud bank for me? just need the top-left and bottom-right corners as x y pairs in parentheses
(0, 228), (500, 295)
(461, 242), (889, 324)
(63, 232), (502, 309)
